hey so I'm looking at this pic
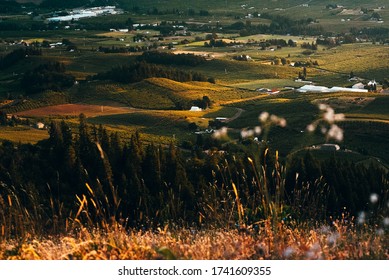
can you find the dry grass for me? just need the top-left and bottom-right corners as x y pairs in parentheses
(0, 126), (49, 144)
(18, 104), (133, 118)
(0, 218), (387, 260)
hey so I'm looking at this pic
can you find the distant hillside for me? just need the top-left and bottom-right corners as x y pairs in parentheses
(10, 0), (388, 10)
(118, 0), (389, 10)
(69, 77), (256, 110)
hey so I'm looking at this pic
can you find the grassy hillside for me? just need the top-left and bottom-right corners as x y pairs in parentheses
(68, 78), (259, 109)
(224, 90), (389, 163)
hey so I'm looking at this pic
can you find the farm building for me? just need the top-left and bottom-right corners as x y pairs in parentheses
(330, 86), (368, 93)
(352, 82), (365, 89)
(297, 85), (331, 93)
(35, 122), (45, 129)
(189, 106), (202, 112)
(297, 85), (368, 93)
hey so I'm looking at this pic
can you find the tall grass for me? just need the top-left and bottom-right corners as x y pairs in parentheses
(0, 151), (387, 259)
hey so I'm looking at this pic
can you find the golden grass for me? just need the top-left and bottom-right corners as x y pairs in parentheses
(18, 104), (133, 118)
(315, 44), (389, 74)
(0, 126), (48, 144)
(1, 218), (387, 260)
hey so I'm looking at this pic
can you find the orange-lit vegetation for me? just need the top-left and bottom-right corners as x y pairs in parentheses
(1, 218), (387, 260)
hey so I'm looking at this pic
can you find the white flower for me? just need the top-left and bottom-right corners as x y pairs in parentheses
(241, 129), (254, 139)
(383, 217), (389, 227)
(283, 247), (294, 258)
(259, 112), (269, 122)
(323, 107), (335, 123)
(376, 229), (384, 236)
(212, 127), (228, 139)
(357, 211), (366, 224)
(319, 103), (328, 111)
(327, 124), (343, 142)
(327, 232), (339, 247)
(334, 113), (345, 121)
(306, 124), (316, 132)
(270, 114), (279, 123)
(278, 118), (287, 127)
(254, 126), (262, 135)
(370, 193), (379, 204)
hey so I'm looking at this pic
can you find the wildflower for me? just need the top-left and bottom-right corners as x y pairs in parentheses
(327, 124), (343, 142)
(259, 112), (269, 122)
(334, 113), (345, 121)
(254, 126), (262, 135)
(212, 127), (228, 139)
(318, 225), (331, 234)
(306, 123), (316, 132)
(327, 232), (339, 247)
(306, 242), (321, 259)
(383, 217), (389, 227)
(357, 211), (366, 224)
(278, 118), (287, 127)
(240, 129), (254, 139)
(376, 229), (384, 236)
(323, 107), (335, 123)
(370, 193), (379, 204)
(319, 103), (328, 110)
(307, 104), (345, 142)
(283, 247), (294, 258)
(270, 114), (279, 123)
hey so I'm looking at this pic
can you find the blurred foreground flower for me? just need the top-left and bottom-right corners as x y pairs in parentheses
(306, 104), (344, 142)
(212, 127), (228, 139)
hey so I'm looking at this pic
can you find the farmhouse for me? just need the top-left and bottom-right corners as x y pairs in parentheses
(35, 122), (45, 129)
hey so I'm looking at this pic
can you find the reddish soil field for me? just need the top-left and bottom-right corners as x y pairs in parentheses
(18, 104), (133, 118)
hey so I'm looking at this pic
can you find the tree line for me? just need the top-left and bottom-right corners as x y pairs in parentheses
(92, 61), (213, 84)
(137, 51), (206, 67)
(0, 117), (387, 232)
(225, 15), (323, 36)
(0, 47), (42, 70)
(21, 62), (75, 94)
